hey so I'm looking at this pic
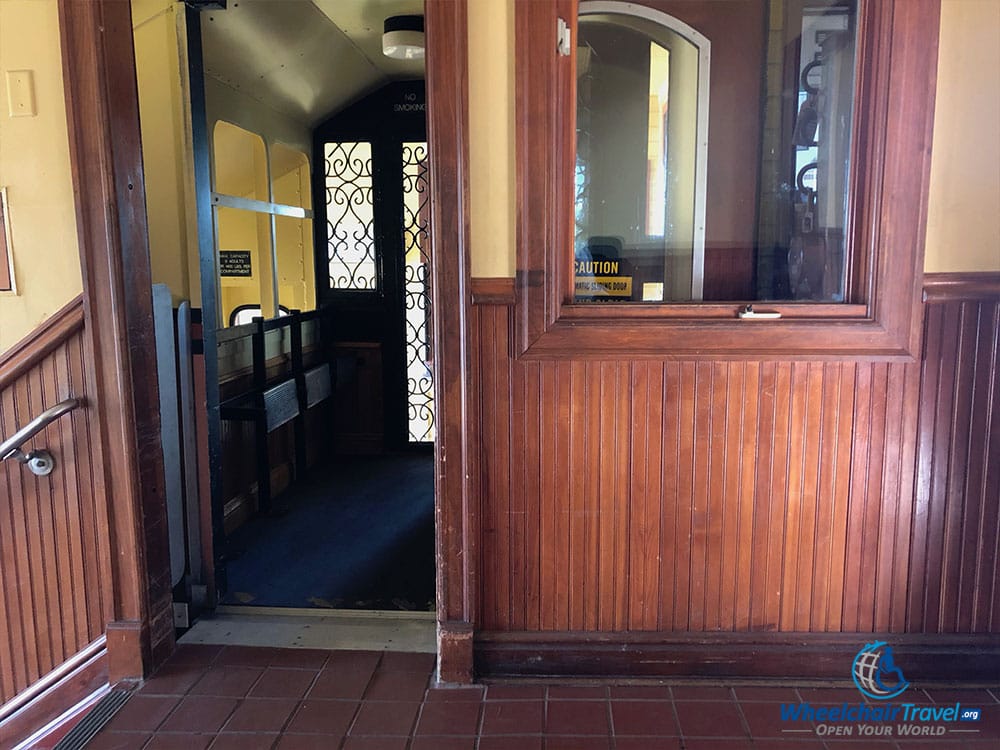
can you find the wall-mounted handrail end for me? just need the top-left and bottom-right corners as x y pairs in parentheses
(0, 397), (83, 476)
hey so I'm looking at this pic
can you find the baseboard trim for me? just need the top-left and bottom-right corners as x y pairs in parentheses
(106, 621), (145, 684)
(438, 620), (474, 684)
(474, 632), (1000, 683)
(0, 643), (108, 749)
(15, 686), (108, 750)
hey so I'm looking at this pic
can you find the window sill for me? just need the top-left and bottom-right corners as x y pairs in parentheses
(561, 303), (868, 320)
(516, 312), (912, 361)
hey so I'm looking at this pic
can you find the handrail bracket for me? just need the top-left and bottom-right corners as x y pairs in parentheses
(0, 398), (82, 476)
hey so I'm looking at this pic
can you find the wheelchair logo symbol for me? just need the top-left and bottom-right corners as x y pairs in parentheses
(852, 641), (910, 701)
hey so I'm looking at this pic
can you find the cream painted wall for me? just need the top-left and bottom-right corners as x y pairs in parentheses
(464, 0), (1000, 278)
(925, 0), (1000, 273)
(467, 0), (516, 278)
(0, 0), (83, 353)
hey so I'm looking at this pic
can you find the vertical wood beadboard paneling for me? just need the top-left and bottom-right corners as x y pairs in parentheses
(473, 288), (999, 637)
(910, 298), (1000, 634)
(0, 321), (108, 706)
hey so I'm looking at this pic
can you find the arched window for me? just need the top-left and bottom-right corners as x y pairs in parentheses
(575, 2), (710, 302)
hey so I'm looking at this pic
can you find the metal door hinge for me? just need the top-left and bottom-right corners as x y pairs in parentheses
(173, 602), (190, 628)
(557, 18), (572, 56)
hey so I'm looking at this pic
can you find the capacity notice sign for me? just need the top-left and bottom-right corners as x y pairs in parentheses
(220, 250), (252, 278)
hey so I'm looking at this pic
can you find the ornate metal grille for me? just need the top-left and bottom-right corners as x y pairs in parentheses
(402, 142), (434, 443)
(324, 141), (377, 290)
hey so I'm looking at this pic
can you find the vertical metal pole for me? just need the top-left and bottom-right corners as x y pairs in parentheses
(185, 5), (226, 596)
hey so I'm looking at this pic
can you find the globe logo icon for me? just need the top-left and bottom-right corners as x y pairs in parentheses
(852, 641), (909, 700)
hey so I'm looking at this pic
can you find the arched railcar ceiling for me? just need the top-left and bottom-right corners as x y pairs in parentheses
(200, 0), (424, 127)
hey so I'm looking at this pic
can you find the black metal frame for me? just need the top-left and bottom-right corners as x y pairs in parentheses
(184, 5), (226, 594)
(312, 81), (430, 451)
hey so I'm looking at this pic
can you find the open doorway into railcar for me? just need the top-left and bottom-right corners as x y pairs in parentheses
(156, 0), (436, 621)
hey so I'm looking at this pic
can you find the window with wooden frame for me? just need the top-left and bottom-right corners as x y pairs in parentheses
(515, 0), (941, 358)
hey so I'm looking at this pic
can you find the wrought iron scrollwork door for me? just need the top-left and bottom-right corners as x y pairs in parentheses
(315, 83), (433, 449)
(402, 142), (434, 443)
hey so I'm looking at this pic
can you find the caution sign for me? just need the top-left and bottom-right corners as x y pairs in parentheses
(574, 259), (633, 300)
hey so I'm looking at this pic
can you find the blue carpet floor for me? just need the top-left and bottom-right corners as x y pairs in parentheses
(221, 454), (435, 611)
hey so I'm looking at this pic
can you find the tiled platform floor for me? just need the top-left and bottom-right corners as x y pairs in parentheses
(82, 645), (1000, 750)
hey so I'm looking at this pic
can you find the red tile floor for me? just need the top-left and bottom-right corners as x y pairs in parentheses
(81, 645), (1000, 750)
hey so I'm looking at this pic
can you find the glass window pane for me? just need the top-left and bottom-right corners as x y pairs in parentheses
(403, 142), (434, 443)
(324, 141), (377, 291)
(271, 144), (315, 313)
(217, 205), (275, 327)
(276, 215), (315, 313)
(756, 3), (857, 301)
(575, 12), (703, 303)
(271, 143), (312, 210)
(575, 1), (857, 304)
(213, 121), (269, 201)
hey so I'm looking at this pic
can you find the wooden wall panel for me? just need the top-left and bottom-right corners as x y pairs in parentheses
(908, 291), (1000, 633)
(0, 300), (111, 707)
(473, 276), (998, 639)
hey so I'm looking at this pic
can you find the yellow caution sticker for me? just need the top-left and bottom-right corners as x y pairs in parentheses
(574, 276), (632, 297)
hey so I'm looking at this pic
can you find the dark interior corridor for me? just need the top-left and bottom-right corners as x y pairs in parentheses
(221, 454), (435, 612)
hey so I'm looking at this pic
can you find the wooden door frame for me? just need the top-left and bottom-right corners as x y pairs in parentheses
(57, 0), (477, 682)
(59, 0), (173, 681)
(425, 0), (476, 682)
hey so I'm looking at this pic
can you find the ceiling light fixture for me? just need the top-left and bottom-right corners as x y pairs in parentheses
(382, 15), (425, 60)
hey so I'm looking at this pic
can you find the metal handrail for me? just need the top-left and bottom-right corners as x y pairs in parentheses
(0, 398), (81, 475)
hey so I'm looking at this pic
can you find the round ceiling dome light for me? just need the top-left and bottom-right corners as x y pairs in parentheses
(382, 15), (425, 60)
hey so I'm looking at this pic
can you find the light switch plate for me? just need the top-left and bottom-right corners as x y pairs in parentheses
(6, 70), (37, 117)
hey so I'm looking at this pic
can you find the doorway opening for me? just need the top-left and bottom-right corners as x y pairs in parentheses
(134, 0), (437, 635)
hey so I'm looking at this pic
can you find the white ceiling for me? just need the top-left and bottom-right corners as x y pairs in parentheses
(201, 0), (424, 127)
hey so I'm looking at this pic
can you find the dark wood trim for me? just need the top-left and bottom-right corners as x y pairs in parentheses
(0, 295), (83, 388)
(426, 0), (476, 682)
(438, 621), (475, 684)
(910, 289), (999, 632)
(0, 189), (11, 293)
(105, 622), (144, 686)
(472, 278), (516, 306)
(0, 644), (107, 748)
(475, 632), (1000, 683)
(514, 0), (941, 359)
(58, 0), (171, 679)
(923, 271), (1000, 302)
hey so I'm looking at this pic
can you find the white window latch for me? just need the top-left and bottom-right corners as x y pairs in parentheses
(557, 18), (571, 57)
(738, 304), (782, 320)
